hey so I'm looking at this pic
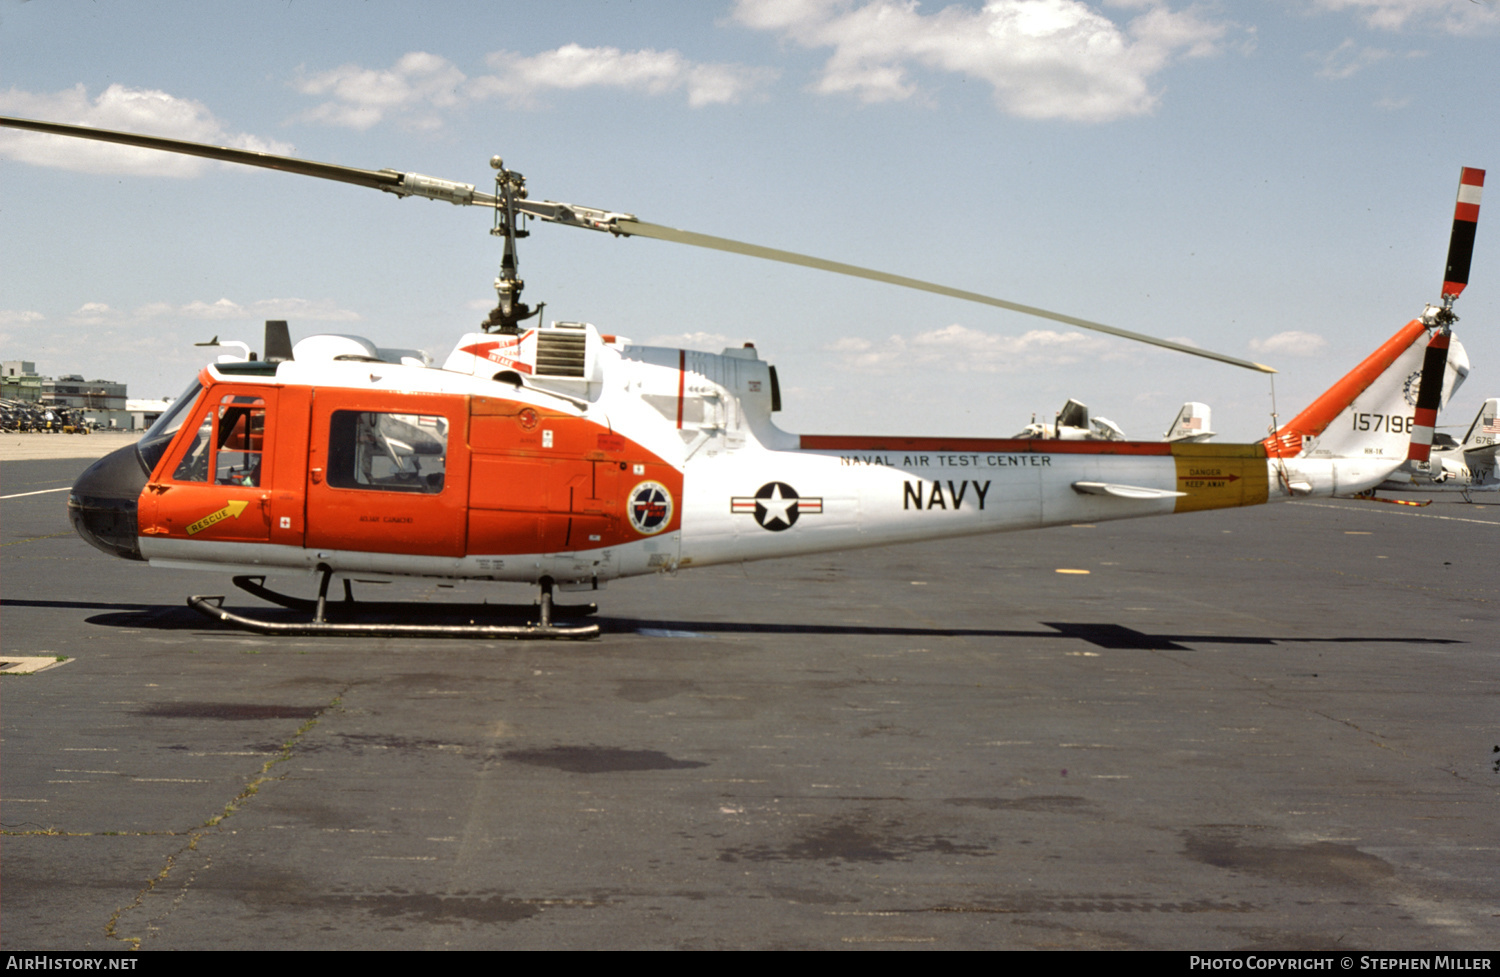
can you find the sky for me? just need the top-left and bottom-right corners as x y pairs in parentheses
(2, 0), (1498, 441)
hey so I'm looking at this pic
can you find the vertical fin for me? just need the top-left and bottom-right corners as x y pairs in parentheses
(1264, 320), (1429, 459)
(1163, 402), (1214, 443)
(1460, 398), (1499, 451)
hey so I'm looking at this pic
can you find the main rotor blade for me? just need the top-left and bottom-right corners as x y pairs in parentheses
(0, 116), (495, 205)
(2, 114), (1273, 373)
(615, 219), (1276, 374)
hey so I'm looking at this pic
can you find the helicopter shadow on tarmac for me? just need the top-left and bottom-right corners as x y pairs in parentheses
(0, 597), (1465, 650)
(597, 618), (1464, 651)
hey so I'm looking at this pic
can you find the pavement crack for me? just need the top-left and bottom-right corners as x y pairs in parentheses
(105, 689), (346, 949)
(1309, 709), (1497, 790)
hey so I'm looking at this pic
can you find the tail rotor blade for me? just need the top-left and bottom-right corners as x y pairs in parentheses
(1443, 167), (1485, 301)
(1406, 329), (1450, 464)
(1413, 166), (1485, 464)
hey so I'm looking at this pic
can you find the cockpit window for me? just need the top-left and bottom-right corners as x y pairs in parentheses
(214, 397), (265, 486)
(137, 379), (204, 474)
(172, 413), (215, 483)
(170, 395), (266, 486)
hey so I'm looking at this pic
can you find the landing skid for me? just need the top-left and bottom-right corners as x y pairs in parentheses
(228, 575), (599, 618)
(186, 573), (600, 640)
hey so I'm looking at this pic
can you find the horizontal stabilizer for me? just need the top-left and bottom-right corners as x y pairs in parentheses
(1072, 482), (1187, 500)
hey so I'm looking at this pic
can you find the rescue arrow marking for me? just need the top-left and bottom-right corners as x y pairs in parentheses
(186, 500), (250, 536)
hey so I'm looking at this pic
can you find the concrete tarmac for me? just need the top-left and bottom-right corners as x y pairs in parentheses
(0, 430), (141, 462)
(2, 452), (1496, 950)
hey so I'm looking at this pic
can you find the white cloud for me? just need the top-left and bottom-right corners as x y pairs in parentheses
(292, 46), (774, 128)
(732, 0), (1239, 121)
(1311, 38), (1426, 79)
(469, 44), (776, 108)
(1314, 38), (1393, 78)
(1248, 330), (1328, 356)
(0, 84), (292, 175)
(177, 298), (362, 322)
(1310, 0), (1500, 34)
(68, 302), (121, 326)
(63, 298), (359, 327)
(0, 310), (45, 326)
(828, 323), (1114, 373)
(178, 299), (250, 321)
(294, 52), (467, 131)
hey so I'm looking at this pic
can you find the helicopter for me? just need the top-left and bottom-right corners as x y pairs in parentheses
(1, 116), (1482, 639)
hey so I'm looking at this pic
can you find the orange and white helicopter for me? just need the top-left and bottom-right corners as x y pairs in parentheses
(2, 117), (1482, 639)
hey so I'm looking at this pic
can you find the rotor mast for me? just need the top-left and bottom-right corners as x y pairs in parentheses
(482, 156), (543, 335)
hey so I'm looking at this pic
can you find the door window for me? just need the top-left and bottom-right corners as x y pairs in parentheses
(326, 411), (448, 493)
(171, 395), (266, 486)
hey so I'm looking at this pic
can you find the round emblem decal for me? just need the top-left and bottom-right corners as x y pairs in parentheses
(1402, 370), (1424, 406)
(628, 481), (673, 535)
(517, 407), (539, 431)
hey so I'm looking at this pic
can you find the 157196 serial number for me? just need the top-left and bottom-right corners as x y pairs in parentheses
(1351, 413), (1415, 433)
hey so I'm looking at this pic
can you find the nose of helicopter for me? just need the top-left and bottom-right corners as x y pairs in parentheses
(68, 443), (149, 561)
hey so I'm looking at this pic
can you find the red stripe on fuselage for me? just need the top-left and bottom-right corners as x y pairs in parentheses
(799, 435), (1173, 455)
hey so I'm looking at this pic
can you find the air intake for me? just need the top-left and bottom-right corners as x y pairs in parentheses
(534, 325), (587, 378)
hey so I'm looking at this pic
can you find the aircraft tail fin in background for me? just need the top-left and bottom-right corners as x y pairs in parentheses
(1163, 402), (1214, 443)
(1460, 397), (1500, 453)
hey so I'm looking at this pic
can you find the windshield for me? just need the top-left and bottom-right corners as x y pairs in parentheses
(136, 379), (205, 475)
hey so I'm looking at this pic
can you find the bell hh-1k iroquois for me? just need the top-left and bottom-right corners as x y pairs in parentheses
(1, 116), (1481, 639)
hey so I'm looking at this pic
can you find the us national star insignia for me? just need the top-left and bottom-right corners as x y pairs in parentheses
(731, 482), (823, 532)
